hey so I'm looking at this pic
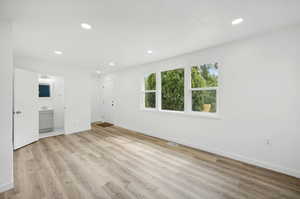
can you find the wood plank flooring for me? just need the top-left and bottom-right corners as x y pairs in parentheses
(1, 124), (300, 199)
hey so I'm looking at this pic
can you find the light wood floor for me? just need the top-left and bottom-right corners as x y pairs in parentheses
(1, 124), (300, 199)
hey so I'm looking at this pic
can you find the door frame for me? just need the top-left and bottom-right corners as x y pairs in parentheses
(13, 70), (67, 149)
(102, 78), (115, 124)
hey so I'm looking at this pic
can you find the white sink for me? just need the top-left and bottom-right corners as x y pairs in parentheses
(39, 106), (53, 111)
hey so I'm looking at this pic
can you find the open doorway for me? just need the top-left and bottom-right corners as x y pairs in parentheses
(38, 74), (65, 139)
(13, 68), (67, 150)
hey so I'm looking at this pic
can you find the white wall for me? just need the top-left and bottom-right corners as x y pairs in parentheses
(64, 72), (91, 133)
(52, 76), (65, 130)
(0, 20), (13, 192)
(91, 75), (103, 122)
(100, 25), (300, 178)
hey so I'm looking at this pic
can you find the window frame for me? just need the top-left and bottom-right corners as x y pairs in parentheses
(160, 67), (185, 113)
(189, 64), (219, 116)
(141, 64), (220, 119)
(39, 83), (52, 98)
(142, 72), (157, 110)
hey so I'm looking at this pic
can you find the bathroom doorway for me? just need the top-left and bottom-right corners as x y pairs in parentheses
(38, 74), (65, 139)
(14, 69), (66, 149)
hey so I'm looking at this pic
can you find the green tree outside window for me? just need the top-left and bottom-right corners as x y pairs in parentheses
(191, 63), (218, 113)
(161, 69), (184, 111)
(144, 73), (156, 108)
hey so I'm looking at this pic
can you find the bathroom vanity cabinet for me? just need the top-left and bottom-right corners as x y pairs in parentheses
(39, 109), (54, 133)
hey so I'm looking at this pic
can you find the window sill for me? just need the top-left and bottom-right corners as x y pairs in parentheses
(143, 108), (157, 112)
(140, 108), (221, 120)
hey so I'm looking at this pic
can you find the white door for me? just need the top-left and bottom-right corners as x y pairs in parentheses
(102, 79), (114, 123)
(14, 69), (39, 149)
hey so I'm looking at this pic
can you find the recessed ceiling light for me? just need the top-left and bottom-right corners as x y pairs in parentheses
(39, 75), (53, 82)
(81, 23), (92, 30)
(40, 75), (51, 80)
(232, 18), (244, 26)
(96, 70), (101, 74)
(54, 50), (63, 55)
(109, 62), (115, 66)
(147, 50), (153, 54)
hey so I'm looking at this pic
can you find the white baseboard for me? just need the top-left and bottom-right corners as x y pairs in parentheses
(91, 118), (104, 123)
(14, 137), (38, 150)
(39, 130), (64, 139)
(116, 123), (300, 179)
(0, 182), (14, 193)
(65, 128), (91, 135)
(190, 143), (300, 179)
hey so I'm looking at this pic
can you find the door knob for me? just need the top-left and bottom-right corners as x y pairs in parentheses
(15, 111), (22, 114)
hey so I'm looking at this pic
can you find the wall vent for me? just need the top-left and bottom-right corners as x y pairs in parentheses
(166, 141), (179, 147)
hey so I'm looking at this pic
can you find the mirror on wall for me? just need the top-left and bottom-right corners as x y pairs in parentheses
(39, 83), (51, 98)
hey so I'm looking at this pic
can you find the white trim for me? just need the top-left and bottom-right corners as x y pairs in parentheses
(115, 123), (300, 179)
(0, 182), (14, 193)
(190, 87), (218, 91)
(185, 66), (191, 113)
(39, 129), (64, 139)
(190, 143), (300, 179)
(144, 90), (156, 93)
(158, 66), (185, 74)
(140, 108), (221, 120)
(157, 70), (161, 110)
(65, 128), (91, 135)
(157, 64), (187, 73)
(189, 63), (219, 116)
(142, 72), (158, 110)
(14, 136), (38, 150)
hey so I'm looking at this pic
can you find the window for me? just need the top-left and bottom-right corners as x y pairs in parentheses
(141, 63), (220, 118)
(144, 73), (156, 108)
(39, 84), (51, 98)
(161, 68), (184, 111)
(191, 63), (218, 113)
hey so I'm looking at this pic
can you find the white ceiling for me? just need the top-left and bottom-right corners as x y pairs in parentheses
(1, 0), (300, 72)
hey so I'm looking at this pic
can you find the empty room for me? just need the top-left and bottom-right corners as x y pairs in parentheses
(1, 0), (300, 198)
